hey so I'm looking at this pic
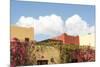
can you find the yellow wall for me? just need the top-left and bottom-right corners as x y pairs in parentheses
(11, 25), (34, 40)
(30, 46), (61, 64)
(79, 34), (95, 48)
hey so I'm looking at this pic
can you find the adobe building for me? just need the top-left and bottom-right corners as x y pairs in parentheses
(52, 33), (80, 45)
(31, 45), (61, 65)
(79, 34), (95, 48)
(11, 25), (34, 41)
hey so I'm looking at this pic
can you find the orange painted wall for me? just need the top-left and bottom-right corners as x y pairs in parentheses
(53, 33), (79, 45)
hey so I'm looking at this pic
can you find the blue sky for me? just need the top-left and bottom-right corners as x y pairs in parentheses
(11, 0), (95, 41)
(11, 0), (95, 25)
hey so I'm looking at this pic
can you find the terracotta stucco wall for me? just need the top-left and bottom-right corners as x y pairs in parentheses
(53, 33), (79, 45)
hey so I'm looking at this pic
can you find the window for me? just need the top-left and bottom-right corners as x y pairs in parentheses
(37, 60), (48, 65)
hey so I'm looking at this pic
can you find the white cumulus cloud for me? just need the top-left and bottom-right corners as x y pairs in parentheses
(36, 14), (64, 35)
(16, 16), (35, 28)
(65, 14), (95, 36)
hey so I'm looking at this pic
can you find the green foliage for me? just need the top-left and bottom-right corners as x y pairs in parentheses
(27, 41), (80, 64)
(59, 44), (79, 63)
